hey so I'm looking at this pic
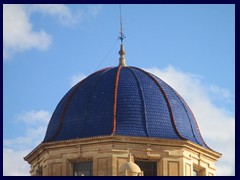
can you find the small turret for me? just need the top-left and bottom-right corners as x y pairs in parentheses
(118, 154), (143, 176)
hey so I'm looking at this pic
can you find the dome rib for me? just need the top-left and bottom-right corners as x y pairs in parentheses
(156, 77), (200, 143)
(171, 89), (202, 145)
(112, 66), (122, 135)
(176, 93), (209, 148)
(148, 72), (208, 148)
(81, 68), (113, 136)
(49, 68), (111, 142)
(132, 67), (185, 140)
(128, 68), (150, 137)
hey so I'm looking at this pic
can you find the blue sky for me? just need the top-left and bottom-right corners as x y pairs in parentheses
(3, 4), (235, 175)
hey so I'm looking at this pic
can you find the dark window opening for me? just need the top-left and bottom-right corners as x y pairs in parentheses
(73, 161), (93, 176)
(135, 160), (157, 176)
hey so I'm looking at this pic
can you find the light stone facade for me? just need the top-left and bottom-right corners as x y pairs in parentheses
(24, 136), (221, 176)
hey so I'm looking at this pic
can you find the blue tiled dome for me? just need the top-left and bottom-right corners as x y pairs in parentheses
(43, 66), (208, 148)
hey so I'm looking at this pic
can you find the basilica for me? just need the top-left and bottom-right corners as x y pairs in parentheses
(24, 30), (221, 176)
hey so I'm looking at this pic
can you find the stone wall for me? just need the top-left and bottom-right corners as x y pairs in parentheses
(24, 136), (221, 176)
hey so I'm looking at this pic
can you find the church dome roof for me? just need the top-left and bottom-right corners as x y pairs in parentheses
(43, 66), (208, 148)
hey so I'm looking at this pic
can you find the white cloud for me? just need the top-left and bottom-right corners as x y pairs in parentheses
(3, 110), (51, 176)
(145, 65), (235, 176)
(3, 4), (52, 60)
(3, 148), (30, 176)
(209, 85), (230, 98)
(4, 110), (50, 150)
(209, 85), (233, 104)
(87, 4), (102, 17)
(3, 4), (102, 61)
(17, 110), (51, 125)
(25, 4), (80, 26)
(70, 72), (86, 87)
(4, 126), (48, 151)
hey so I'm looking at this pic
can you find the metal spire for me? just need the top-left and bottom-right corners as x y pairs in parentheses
(118, 4), (126, 66)
(119, 5), (125, 43)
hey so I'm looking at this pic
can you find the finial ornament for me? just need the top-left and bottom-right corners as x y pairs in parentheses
(118, 4), (126, 66)
(128, 153), (132, 162)
(119, 44), (126, 66)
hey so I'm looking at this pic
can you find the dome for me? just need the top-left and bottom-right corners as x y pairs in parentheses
(43, 66), (208, 148)
(119, 161), (142, 176)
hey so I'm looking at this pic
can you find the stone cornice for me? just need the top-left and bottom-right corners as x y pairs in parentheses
(24, 135), (221, 163)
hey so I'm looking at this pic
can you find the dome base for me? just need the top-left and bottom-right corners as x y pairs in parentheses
(25, 135), (221, 176)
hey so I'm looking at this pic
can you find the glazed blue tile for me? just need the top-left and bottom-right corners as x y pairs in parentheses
(43, 66), (208, 148)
